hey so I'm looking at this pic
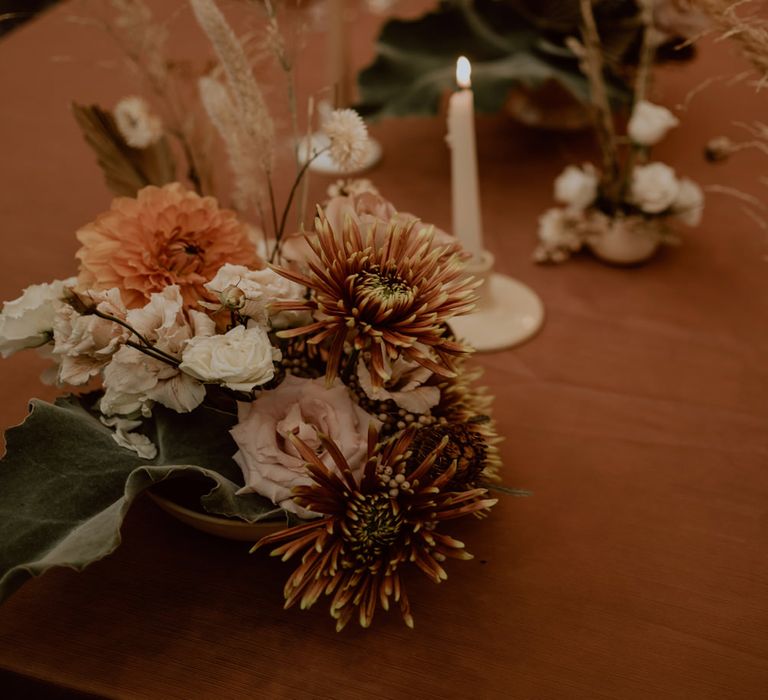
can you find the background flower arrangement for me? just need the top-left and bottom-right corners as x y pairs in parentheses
(0, 0), (506, 631)
(533, 0), (705, 264)
(356, 0), (707, 126)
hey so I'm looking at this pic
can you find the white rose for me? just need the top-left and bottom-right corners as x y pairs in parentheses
(629, 162), (680, 214)
(0, 277), (76, 358)
(114, 96), (163, 149)
(203, 263), (308, 330)
(627, 100), (679, 146)
(230, 375), (376, 517)
(554, 164), (599, 210)
(180, 324), (280, 392)
(671, 178), (704, 227)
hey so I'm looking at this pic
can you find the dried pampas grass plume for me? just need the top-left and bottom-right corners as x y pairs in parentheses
(190, 0), (274, 172)
(700, 0), (768, 85)
(198, 76), (265, 213)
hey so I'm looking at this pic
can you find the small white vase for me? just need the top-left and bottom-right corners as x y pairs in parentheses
(587, 215), (661, 266)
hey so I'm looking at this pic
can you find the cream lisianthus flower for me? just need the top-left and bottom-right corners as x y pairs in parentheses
(553, 164), (599, 211)
(230, 375), (376, 517)
(114, 96), (163, 149)
(100, 415), (157, 460)
(322, 108), (370, 171)
(627, 100), (679, 146)
(0, 277), (76, 358)
(180, 324), (280, 392)
(53, 288), (129, 385)
(100, 286), (213, 416)
(629, 162), (680, 214)
(671, 178), (704, 227)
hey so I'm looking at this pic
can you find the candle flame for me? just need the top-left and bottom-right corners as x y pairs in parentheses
(456, 56), (471, 89)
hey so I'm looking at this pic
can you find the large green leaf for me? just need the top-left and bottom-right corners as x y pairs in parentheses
(0, 396), (283, 604)
(356, 0), (636, 120)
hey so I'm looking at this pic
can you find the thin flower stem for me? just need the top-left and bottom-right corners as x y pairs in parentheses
(125, 340), (180, 368)
(267, 172), (280, 241)
(578, 0), (620, 199)
(88, 308), (180, 364)
(620, 6), (655, 201)
(269, 146), (329, 263)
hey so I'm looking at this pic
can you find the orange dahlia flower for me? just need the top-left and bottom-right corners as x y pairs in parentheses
(75, 183), (262, 309)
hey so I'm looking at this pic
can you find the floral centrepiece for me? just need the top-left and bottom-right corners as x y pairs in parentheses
(534, 2), (705, 265)
(0, 0), (512, 633)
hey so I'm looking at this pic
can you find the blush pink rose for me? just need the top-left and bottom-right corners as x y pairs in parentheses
(231, 375), (377, 517)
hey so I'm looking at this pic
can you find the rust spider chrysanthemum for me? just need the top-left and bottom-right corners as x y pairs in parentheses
(252, 426), (497, 631)
(271, 212), (479, 390)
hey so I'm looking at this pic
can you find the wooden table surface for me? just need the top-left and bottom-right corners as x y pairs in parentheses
(1, 2), (767, 698)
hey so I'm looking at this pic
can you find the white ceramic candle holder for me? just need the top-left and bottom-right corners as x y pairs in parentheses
(448, 250), (545, 352)
(299, 133), (383, 176)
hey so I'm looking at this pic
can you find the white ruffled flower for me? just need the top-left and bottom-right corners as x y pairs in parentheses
(356, 357), (440, 414)
(322, 108), (370, 171)
(537, 208), (583, 250)
(180, 324), (280, 392)
(114, 96), (163, 149)
(100, 415), (157, 459)
(554, 164), (599, 211)
(53, 288), (129, 385)
(671, 178), (704, 227)
(0, 277), (76, 358)
(629, 162), (680, 214)
(627, 100), (679, 146)
(203, 263), (309, 330)
(100, 286), (213, 416)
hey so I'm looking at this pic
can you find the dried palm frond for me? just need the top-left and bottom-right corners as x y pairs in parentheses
(71, 103), (176, 197)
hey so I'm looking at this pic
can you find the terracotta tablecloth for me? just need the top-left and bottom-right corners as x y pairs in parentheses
(0, 2), (767, 698)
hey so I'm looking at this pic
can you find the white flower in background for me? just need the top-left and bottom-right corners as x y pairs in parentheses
(180, 324), (280, 392)
(100, 415), (157, 460)
(322, 108), (370, 171)
(652, 0), (710, 41)
(629, 162), (680, 214)
(100, 286), (212, 416)
(356, 357), (440, 414)
(0, 277), (76, 358)
(203, 263), (309, 330)
(537, 208), (583, 251)
(231, 375), (376, 517)
(114, 96), (163, 149)
(554, 164), (599, 211)
(326, 178), (380, 198)
(365, 0), (395, 15)
(627, 100), (679, 146)
(671, 178), (704, 227)
(53, 288), (129, 385)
